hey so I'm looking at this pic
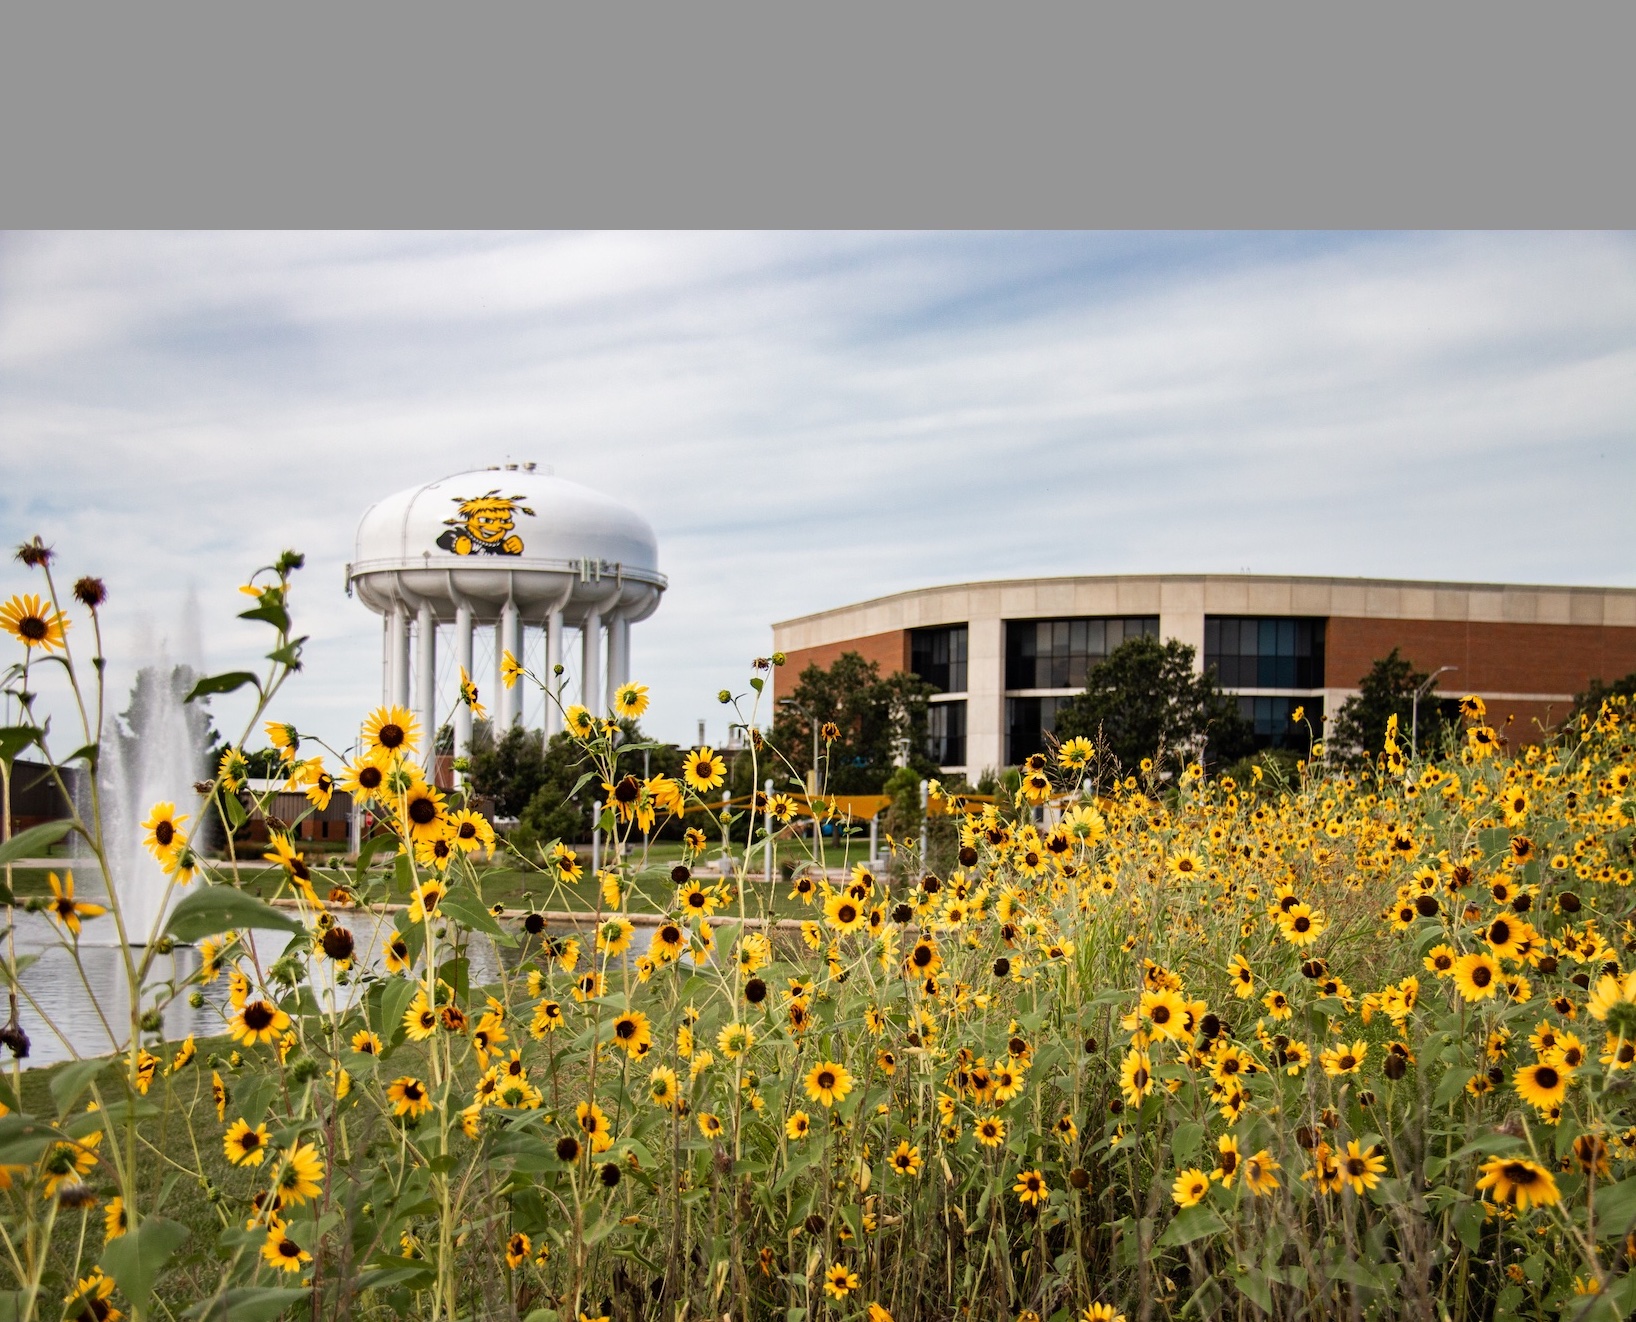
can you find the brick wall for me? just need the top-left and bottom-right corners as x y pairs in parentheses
(779, 629), (910, 683)
(1326, 617), (1636, 697)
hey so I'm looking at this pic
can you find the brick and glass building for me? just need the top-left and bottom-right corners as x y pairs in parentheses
(771, 575), (1636, 777)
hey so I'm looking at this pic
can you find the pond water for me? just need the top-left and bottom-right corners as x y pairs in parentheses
(4, 907), (654, 1070)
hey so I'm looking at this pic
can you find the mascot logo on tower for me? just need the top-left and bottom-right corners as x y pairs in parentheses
(436, 491), (535, 556)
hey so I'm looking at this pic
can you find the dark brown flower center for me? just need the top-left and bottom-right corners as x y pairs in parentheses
(18, 616), (46, 640)
(243, 1002), (275, 1031)
(408, 797), (437, 825)
(359, 765), (383, 789)
(378, 723), (405, 748)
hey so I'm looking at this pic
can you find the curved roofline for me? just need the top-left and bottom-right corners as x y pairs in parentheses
(773, 572), (1636, 631)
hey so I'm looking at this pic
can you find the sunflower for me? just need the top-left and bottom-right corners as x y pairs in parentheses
(363, 705), (421, 756)
(531, 999), (566, 1037)
(387, 1076), (433, 1120)
(414, 833), (455, 872)
(1081, 1306), (1125, 1322)
(350, 1029), (382, 1056)
(823, 891), (866, 934)
(1227, 954), (1254, 998)
(223, 1118), (271, 1166)
(1587, 971), (1636, 1022)
(610, 1011), (653, 1057)
(649, 1065), (680, 1109)
(45, 871), (106, 936)
(1169, 851), (1204, 879)
(1514, 1060), (1572, 1109)
(448, 809), (496, 855)
(1277, 902), (1325, 947)
(337, 752), (387, 804)
(1137, 988), (1189, 1042)
(1337, 1141), (1387, 1195)
(229, 999), (292, 1047)
(564, 704), (595, 738)
(505, 1231), (531, 1270)
(0, 593), (68, 651)
(804, 1061), (854, 1107)
(384, 932), (413, 974)
(261, 1222), (312, 1273)
(1171, 1167), (1211, 1208)
(62, 1268), (119, 1321)
(1453, 952), (1502, 1002)
(1319, 1040), (1367, 1076)
(571, 971), (605, 1003)
(1476, 1156), (1560, 1210)
(1212, 1134), (1240, 1186)
(1057, 736), (1095, 769)
(577, 1101), (614, 1153)
(824, 1265), (860, 1299)
(1242, 1149), (1281, 1196)
(612, 681), (649, 719)
(717, 1021), (755, 1059)
(398, 782), (447, 842)
(1013, 1168), (1049, 1205)
(786, 1111), (812, 1139)
(906, 937), (942, 976)
(141, 803), (188, 862)
(651, 921), (686, 964)
(683, 747), (727, 793)
(102, 1195), (128, 1243)
(275, 1142), (324, 1204)
(889, 1140), (922, 1176)
(1119, 1047), (1154, 1107)
(402, 992), (438, 1042)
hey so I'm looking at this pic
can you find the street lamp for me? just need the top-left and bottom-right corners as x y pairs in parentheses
(1411, 666), (1458, 759)
(777, 697), (821, 796)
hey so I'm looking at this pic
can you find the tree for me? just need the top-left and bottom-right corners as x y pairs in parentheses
(768, 653), (937, 794)
(467, 723), (551, 819)
(1053, 636), (1255, 777)
(1330, 648), (1460, 765)
(1571, 669), (1636, 724)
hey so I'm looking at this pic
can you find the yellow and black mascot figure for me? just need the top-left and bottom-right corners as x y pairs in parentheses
(436, 491), (534, 556)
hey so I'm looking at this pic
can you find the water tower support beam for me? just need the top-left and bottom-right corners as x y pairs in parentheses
(545, 606), (565, 737)
(415, 601), (437, 759)
(608, 614), (631, 697)
(453, 599), (474, 766)
(388, 603), (410, 709)
(582, 609), (603, 717)
(499, 598), (522, 727)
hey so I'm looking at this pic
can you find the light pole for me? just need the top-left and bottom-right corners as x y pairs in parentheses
(777, 698), (821, 796)
(1411, 666), (1458, 759)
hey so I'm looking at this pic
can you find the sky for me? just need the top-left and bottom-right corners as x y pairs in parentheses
(1, 230), (1633, 759)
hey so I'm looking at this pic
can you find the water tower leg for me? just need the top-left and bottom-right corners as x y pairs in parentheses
(454, 602), (474, 771)
(388, 604), (410, 709)
(608, 615), (630, 696)
(582, 610), (603, 716)
(416, 602), (437, 759)
(545, 607), (564, 736)
(499, 600), (521, 727)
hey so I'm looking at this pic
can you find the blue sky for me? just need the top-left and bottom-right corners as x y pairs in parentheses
(1, 231), (1632, 757)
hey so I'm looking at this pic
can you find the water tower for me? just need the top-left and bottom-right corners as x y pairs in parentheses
(347, 464), (666, 762)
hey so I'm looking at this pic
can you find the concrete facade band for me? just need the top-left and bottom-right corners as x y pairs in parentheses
(771, 574), (1636, 777)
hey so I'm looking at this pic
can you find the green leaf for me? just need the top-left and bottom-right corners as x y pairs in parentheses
(238, 601), (291, 632)
(50, 1059), (109, 1115)
(214, 788), (248, 833)
(438, 888), (512, 943)
(184, 1286), (310, 1321)
(1170, 1122), (1205, 1165)
(100, 1215), (188, 1314)
(1236, 1266), (1273, 1312)
(0, 725), (43, 767)
(354, 832), (397, 884)
(377, 976), (420, 1045)
(0, 1114), (66, 1164)
(1433, 1067), (1475, 1107)
(164, 886), (304, 943)
(0, 818), (75, 865)
(1156, 1203), (1227, 1247)
(267, 637), (308, 667)
(1454, 1201), (1486, 1252)
(1592, 1174), (1636, 1238)
(184, 671), (262, 704)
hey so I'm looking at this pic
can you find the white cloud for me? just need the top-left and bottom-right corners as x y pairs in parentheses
(1, 230), (1632, 757)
